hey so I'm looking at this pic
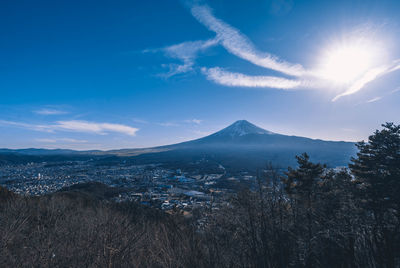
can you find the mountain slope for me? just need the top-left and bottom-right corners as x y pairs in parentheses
(0, 120), (357, 170)
(166, 120), (354, 150)
(129, 120), (357, 170)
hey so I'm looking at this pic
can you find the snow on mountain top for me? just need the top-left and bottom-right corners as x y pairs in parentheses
(214, 120), (275, 137)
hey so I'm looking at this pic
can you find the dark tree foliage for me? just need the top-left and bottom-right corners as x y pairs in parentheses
(283, 153), (326, 266)
(350, 122), (400, 211)
(284, 153), (325, 198)
(350, 122), (400, 267)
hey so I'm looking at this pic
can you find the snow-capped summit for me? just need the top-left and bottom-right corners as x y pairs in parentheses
(171, 120), (278, 146)
(152, 119), (356, 168)
(213, 120), (275, 137)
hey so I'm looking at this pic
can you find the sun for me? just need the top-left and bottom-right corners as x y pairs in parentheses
(322, 46), (371, 83)
(317, 38), (380, 84)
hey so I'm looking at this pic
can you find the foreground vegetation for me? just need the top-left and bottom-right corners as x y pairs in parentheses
(0, 123), (399, 267)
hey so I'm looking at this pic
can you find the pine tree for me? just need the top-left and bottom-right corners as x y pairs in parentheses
(349, 122), (400, 213)
(284, 153), (325, 209)
(349, 122), (400, 267)
(283, 153), (325, 266)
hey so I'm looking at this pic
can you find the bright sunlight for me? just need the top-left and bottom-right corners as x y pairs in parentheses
(317, 38), (381, 84)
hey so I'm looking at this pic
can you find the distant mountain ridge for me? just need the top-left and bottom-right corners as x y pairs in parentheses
(0, 148), (81, 155)
(0, 120), (357, 170)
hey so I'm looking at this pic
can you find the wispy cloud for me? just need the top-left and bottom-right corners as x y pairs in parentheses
(132, 118), (149, 124)
(55, 121), (138, 136)
(162, 38), (218, 77)
(0, 120), (55, 132)
(144, 38), (218, 77)
(366, 96), (382, 103)
(158, 119), (203, 127)
(190, 4), (305, 77)
(361, 85), (400, 104)
(0, 120), (138, 136)
(149, 2), (400, 100)
(35, 138), (88, 143)
(184, 119), (203, 124)
(202, 67), (305, 89)
(158, 122), (180, 127)
(333, 60), (400, 101)
(390, 87), (400, 94)
(34, 108), (68, 115)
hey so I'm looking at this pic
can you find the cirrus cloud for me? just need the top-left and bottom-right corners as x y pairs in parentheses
(190, 4), (306, 77)
(202, 67), (305, 89)
(55, 121), (138, 136)
(333, 59), (400, 101)
(152, 2), (400, 101)
(162, 38), (218, 77)
(0, 120), (138, 136)
(184, 119), (203, 124)
(35, 138), (88, 143)
(34, 108), (68, 115)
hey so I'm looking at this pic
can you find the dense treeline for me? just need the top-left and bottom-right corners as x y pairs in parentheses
(0, 123), (399, 267)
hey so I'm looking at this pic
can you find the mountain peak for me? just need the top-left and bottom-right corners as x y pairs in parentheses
(232, 120), (251, 125)
(215, 120), (274, 137)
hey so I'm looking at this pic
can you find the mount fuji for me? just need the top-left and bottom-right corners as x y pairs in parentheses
(0, 120), (357, 171)
(121, 120), (357, 171)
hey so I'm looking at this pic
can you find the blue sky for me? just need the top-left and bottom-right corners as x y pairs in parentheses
(1, 0), (400, 150)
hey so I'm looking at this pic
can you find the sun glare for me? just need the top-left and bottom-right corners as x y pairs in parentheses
(318, 38), (381, 84)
